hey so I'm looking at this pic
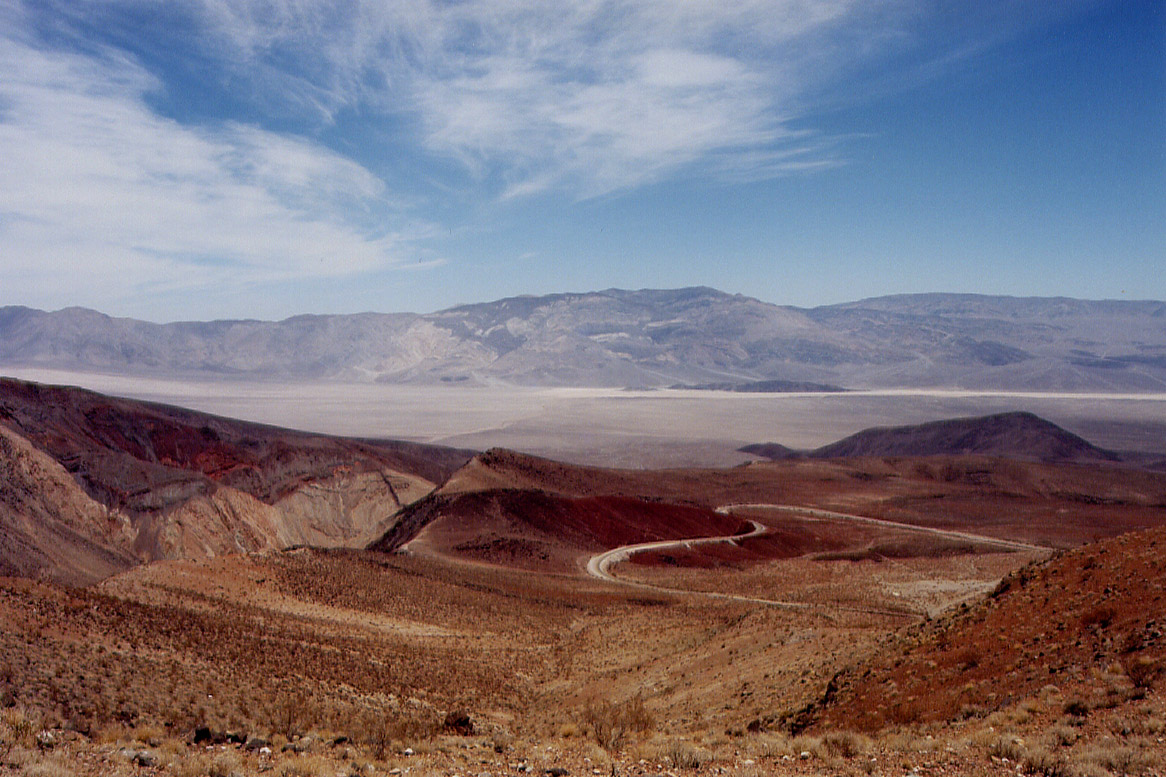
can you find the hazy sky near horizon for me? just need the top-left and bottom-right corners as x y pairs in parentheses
(1, 0), (1162, 321)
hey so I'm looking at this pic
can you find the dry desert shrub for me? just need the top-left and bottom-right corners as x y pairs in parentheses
(736, 762), (766, 777)
(985, 732), (1027, 761)
(490, 729), (514, 753)
(351, 704), (440, 759)
(1021, 745), (1070, 777)
(789, 734), (821, 757)
(172, 753), (212, 777)
(820, 729), (871, 758)
(658, 739), (711, 770)
(2, 746), (38, 772)
(1075, 742), (1159, 775)
(1, 707), (37, 754)
(129, 723), (165, 746)
(276, 755), (335, 777)
(1045, 724), (1080, 747)
(95, 723), (130, 745)
(580, 694), (654, 752)
(1128, 709), (1166, 736)
(208, 750), (244, 777)
(1122, 654), (1160, 690)
(269, 693), (316, 739)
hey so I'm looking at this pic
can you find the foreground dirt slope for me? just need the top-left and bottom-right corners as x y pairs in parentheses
(820, 524), (1166, 732)
(2, 534), (1163, 777)
(0, 378), (474, 582)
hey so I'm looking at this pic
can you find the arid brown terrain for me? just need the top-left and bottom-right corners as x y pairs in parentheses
(2, 378), (1165, 776)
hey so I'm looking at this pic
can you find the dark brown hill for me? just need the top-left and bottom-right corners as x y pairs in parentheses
(811, 412), (1120, 462)
(0, 423), (139, 584)
(368, 448), (751, 569)
(744, 412), (1121, 463)
(737, 442), (801, 460)
(0, 378), (474, 583)
(370, 488), (744, 570)
(817, 524), (1166, 732)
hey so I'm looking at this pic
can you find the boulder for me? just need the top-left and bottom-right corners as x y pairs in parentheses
(244, 735), (270, 752)
(133, 750), (159, 768)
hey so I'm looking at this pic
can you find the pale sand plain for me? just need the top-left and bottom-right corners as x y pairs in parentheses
(4, 367), (1165, 467)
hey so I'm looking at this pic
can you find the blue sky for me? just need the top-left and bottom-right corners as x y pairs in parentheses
(0, 0), (1162, 321)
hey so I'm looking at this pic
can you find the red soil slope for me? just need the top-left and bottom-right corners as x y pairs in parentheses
(817, 525), (1166, 731)
(371, 488), (746, 570)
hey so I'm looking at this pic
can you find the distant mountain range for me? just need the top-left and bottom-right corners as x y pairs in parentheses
(2, 288), (1165, 391)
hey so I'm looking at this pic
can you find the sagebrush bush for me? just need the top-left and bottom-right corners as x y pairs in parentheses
(208, 750), (243, 777)
(1078, 743), (1156, 775)
(580, 694), (654, 752)
(1022, 745), (1069, 777)
(1123, 654), (1160, 689)
(657, 739), (710, 770)
(1046, 724), (1079, 747)
(821, 730), (870, 758)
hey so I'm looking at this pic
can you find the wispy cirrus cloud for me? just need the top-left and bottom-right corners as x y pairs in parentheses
(167, 0), (1093, 199)
(1, 0), (1100, 317)
(0, 12), (424, 310)
(156, 0), (880, 196)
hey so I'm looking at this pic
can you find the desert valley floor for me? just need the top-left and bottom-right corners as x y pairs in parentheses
(1, 375), (1165, 776)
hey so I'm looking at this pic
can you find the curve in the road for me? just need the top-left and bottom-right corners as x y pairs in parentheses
(583, 504), (1050, 617)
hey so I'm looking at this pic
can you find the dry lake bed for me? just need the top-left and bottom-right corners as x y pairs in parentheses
(5, 367), (1165, 468)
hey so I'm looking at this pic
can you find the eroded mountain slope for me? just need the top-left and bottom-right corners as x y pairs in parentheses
(0, 378), (473, 582)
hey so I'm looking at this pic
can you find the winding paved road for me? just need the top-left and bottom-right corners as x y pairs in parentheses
(583, 503), (1049, 616)
(585, 520), (820, 610)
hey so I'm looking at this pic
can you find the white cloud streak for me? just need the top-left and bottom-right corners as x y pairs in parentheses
(0, 17), (417, 309)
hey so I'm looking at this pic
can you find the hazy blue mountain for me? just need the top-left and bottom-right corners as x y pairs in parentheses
(2, 289), (1164, 391)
